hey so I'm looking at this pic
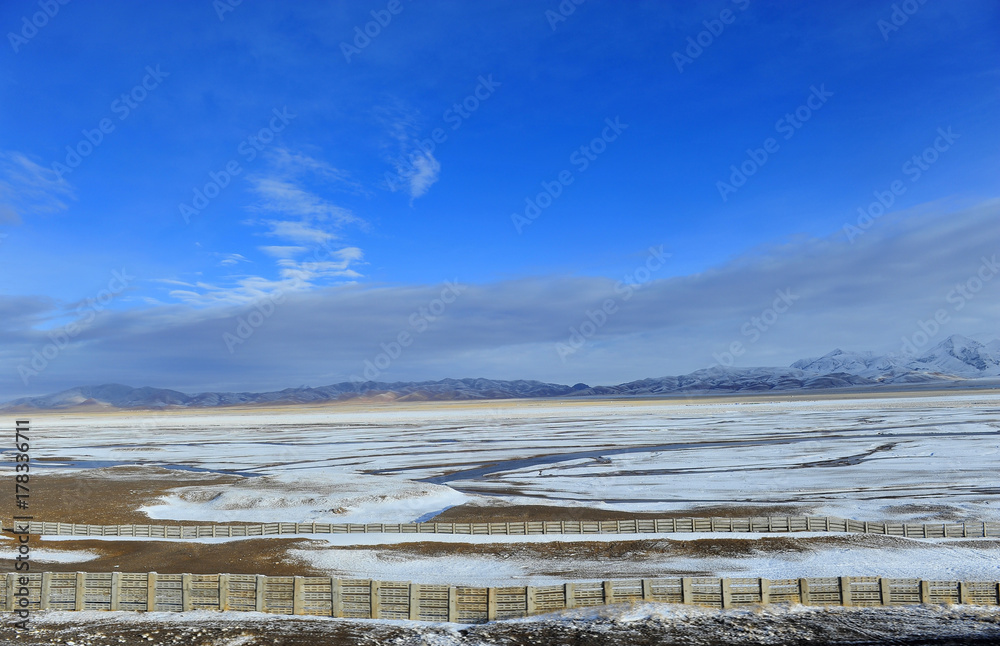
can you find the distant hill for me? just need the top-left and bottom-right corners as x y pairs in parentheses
(4, 335), (998, 411)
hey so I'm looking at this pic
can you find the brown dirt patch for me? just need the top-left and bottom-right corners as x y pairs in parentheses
(300, 535), (849, 561)
(7, 536), (326, 576)
(428, 503), (810, 523)
(14, 467), (246, 526)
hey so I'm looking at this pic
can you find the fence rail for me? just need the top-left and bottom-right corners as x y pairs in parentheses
(8, 516), (1000, 539)
(4, 572), (999, 621)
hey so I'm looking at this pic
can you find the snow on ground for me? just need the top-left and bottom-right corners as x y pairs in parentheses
(139, 471), (469, 524)
(9, 393), (1000, 524)
(0, 546), (97, 563)
(285, 535), (1000, 585)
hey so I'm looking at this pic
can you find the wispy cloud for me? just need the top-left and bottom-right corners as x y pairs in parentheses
(217, 253), (250, 267)
(170, 149), (365, 306)
(0, 151), (75, 224)
(379, 106), (442, 202)
(400, 151), (441, 201)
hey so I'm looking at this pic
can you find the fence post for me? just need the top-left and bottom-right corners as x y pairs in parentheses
(370, 580), (381, 619)
(840, 576), (852, 606)
(920, 580), (930, 604)
(255, 575), (266, 613)
(293, 576), (305, 616)
(110, 572), (121, 611)
(40, 572), (51, 610)
(448, 586), (458, 622)
(959, 582), (970, 605)
(146, 572), (156, 612)
(487, 587), (497, 620)
(4, 573), (11, 612)
(879, 578), (890, 606)
(330, 578), (342, 618)
(681, 577), (694, 604)
(799, 578), (811, 605)
(181, 574), (192, 612)
(641, 579), (652, 601)
(77, 572), (88, 611)
(408, 583), (420, 620)
(721, 578), (732, 609)
(219, 574), (230, 611)
(759, 578), (770, 605)
(564, 582), (576, 609)
(525, 586), (536, 615)
(603, 580), (615, 605)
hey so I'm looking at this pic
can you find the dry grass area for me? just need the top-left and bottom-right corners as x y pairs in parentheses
(1, 535), (326, 576)
(429, 503), (810, 523)
(4, 532), (853, 579)
(14, 467), (245, 526)
(319, 535), (837, 561)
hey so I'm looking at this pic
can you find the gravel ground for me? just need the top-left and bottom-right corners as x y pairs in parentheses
(2, 604), (1000, 646)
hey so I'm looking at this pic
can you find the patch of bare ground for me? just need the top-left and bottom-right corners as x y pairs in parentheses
(3, 537), (327, 576)
(428, 502), (811, 523)
(882, 503), (972, 522)
(294, 535), (850, 562)
(15, 467), (246, 526)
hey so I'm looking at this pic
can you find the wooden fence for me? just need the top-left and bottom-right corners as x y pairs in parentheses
(4, 572), (999, 621)
(11, 516), (1000, 539)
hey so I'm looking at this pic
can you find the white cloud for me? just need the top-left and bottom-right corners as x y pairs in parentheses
(217, 253), (250, 266)
(401, 151), (441, 201)
(248, 176), (358, 225)
(380, 107), (442, 201)
(0, 151), (75, 224)
(168, 150), (365, 307)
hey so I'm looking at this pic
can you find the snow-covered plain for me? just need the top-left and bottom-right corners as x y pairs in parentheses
(14, 393), (1000, 524)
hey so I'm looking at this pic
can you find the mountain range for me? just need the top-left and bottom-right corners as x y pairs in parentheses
(4, 334), (999, 411)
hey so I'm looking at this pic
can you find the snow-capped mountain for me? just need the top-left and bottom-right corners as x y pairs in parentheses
(4, 335), (998, 411)
(794, 334), (1000, 380)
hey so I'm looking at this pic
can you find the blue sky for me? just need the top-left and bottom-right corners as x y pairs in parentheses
(1, 0), (998, 398)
